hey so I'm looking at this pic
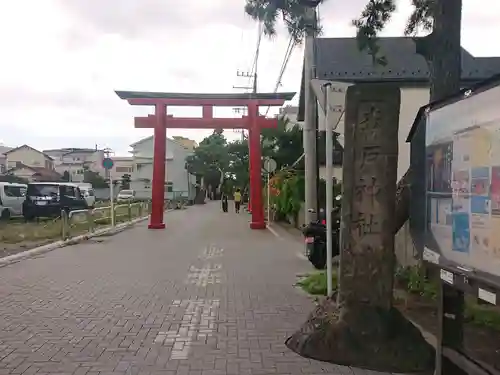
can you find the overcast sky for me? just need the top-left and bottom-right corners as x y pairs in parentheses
(1, 0), (499, 156)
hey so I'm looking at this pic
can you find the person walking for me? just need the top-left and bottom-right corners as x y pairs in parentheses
(233, 188), (242, 213)
(221, 193), (228, 212)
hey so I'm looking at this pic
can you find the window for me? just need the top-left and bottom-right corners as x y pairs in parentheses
(116, 166), (132, 173)
(27, 184), (59, 197)
(164, 182), (173, 193)
(4, 185), (25, 197)
(62, 185), (77, 198)
(87, 189), (94, 197)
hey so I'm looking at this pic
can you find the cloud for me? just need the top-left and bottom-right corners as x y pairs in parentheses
(56, 0), (256, 38)
(0, 0), (498, 156)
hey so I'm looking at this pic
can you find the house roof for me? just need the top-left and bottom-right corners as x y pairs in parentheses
(116, 91), (296, 101)
(0, 145), (12, 155)
(44, 147), (99, 154)
(8, 163), (62, 180)
(5, 144), (54, 160)
(298, 36), (500, 121)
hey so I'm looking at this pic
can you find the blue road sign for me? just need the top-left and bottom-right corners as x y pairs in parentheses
(102, 157), (114, 170)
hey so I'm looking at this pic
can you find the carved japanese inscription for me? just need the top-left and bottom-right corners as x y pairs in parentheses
(339, 85), (400, 309)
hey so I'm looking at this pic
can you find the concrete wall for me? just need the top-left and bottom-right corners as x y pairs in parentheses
(395, 222), (418, 267)
(319, 86), (430, 181)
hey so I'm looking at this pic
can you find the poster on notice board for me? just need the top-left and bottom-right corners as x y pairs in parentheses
(425, 79), (500, 279)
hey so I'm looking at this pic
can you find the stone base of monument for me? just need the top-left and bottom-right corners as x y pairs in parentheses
(285, 294), (435, 374)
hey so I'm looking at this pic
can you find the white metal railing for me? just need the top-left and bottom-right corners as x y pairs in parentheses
(61, 201), (151, 240)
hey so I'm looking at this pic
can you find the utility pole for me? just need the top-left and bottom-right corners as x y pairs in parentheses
(303, 3), (319, 224)
(233, 70), (258, 141)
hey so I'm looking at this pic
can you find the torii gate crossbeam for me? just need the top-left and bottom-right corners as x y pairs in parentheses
(116, 91), (295, 231)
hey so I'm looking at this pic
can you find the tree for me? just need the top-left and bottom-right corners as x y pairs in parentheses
(121, 174), (131, 190)
(245, 0), (462, 234)
(83, 168), (108, 189)
(261, 117), (303, 168)
(354, 0), (463, 233)
(185, 129), (229, 196)
(243, 0), (460, 372)
(244, 0), (323, 43)
(62, 170), (70, 182)
(226, 139), (250, 191)
(185, 119), (304, 196)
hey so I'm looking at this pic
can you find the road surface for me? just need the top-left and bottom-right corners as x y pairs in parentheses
(0, 202), (394, 375)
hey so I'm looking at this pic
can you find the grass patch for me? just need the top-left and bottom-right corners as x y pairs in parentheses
(0, 219), (65, 244)
(0, 204), (147, 245)
(297, 271), (337, 295)
(298, 265), (500, 331)
(465, 298), (500, 329)
(396, 265), (500, 331)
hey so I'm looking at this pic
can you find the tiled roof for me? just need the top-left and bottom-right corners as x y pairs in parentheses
(4, 144), (54, 160)
(8, 163), (62, 180)
(298, 37), (500, 120)
(314, 37), (499, 82)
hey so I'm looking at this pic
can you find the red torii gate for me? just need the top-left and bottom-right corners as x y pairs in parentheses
(115, 91), (295, 230)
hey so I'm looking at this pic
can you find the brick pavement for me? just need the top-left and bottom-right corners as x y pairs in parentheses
(0, 203), (397, 375)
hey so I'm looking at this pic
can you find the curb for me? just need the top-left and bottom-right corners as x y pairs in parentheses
(0, 210), (173, 268)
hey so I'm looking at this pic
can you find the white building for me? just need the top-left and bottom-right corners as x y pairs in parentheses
(279, 105), (343, 181)
(0, 145), (11, 174)
(129, 136), (197, 200)
(107, 157), (134, 182)
(43, 147), (105, 182)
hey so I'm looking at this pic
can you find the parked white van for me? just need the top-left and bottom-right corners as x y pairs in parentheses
(0, 182), (27, 220)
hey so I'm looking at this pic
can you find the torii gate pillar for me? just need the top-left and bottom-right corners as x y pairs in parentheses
(149, 104), (167, 229)
(247, 102), (264, 229)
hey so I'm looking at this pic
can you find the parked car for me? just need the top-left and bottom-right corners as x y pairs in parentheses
(23, 182), (88, 221)
(117, 189), (136, 202)
(0, 182), (27, 220)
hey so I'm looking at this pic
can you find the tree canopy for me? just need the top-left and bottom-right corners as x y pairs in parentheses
(185, 117), (303, 192)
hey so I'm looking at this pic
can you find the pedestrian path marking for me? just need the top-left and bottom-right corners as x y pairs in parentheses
(186, 264), (222, 286)
(154, 299), (220, 360)
(199, 245), (224, 259)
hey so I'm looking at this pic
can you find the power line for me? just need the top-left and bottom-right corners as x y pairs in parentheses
(264, 36), (296, 117)
(233, 22), (265, 141)
(249, 22), (264, 92)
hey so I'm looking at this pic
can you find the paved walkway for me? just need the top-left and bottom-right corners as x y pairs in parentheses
(0, 203), (393, 375)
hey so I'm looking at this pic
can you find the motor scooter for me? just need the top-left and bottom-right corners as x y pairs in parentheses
(302, 195), (341, 269)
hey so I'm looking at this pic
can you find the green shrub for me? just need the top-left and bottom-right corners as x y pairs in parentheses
(297, 271), (338, 295)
